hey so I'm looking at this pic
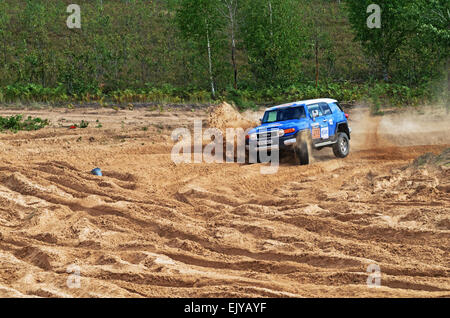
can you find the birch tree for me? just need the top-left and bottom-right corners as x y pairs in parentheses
(217, 0), (239, 89)
(176, 0), (225, 96)
(240, 0), (305, 86)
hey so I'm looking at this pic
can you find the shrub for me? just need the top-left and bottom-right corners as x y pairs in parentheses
(0, 115), (49, 132)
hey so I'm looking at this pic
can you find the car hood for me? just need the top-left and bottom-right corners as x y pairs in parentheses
(248, 119), (309, 135)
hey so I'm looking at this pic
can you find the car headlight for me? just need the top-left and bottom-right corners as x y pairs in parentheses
(249, 133), (257, 141)
(277, 129), (285, 137)
(284, 128), (296, 134)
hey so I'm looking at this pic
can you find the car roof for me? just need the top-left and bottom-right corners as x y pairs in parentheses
(266, 98), (338, 111)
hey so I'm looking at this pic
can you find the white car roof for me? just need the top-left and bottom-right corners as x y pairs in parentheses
(266, 98), (338, 111)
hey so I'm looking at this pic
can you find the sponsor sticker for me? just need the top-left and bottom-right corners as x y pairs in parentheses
(312, 127), (321, 139)
(321, 127), (329, 139)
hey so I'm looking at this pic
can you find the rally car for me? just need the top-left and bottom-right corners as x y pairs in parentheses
(246, 98), (351, 165)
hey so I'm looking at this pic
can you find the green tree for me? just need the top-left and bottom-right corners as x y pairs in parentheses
(346, 0), (421, 81)
(419, 0), (450, 45)
(20, 0), (50, 85)
(301, 1), (335, 87)
(240, 0), (306, 87)
(419, 0), (450, 94)
(176, 0), (227, 96)
(0, 0), (10, 78)
(218, 0), (239, 89)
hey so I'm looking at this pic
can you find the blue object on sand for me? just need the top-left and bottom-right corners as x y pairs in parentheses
(91, 168), (102, 176)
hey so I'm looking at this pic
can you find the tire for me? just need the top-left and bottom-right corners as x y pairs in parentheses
(257, 150), (272, 163)
(332, 132), (350, 158)
(294, 133), (310, 165)
(244, 148), (264, 164)
(244, 148), (253, 164)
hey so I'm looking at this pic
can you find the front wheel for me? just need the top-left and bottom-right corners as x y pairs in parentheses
(332, 132), (350, 158)
(294, 133), (311, 165)
(244, 149), (269, 164)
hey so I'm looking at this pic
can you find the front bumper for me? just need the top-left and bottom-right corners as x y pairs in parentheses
(246, 133), (297, 152)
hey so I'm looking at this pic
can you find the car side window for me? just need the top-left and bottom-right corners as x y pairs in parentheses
(329, 102), (344, 112)
(288, 107), (306, 119)
(297, 106), (306, 119)
(320, 103), (332, 115)
(307, 104), (323, 117)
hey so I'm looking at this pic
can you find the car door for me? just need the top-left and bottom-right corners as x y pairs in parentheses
(319, 102), (336, 138)
(307, 103), (329, 141)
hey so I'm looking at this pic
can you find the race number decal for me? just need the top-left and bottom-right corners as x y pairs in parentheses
(321, 127), (329, 139)
(312, 127), (320, 139)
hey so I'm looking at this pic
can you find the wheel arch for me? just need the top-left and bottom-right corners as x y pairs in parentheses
(336, 122), (350, 140)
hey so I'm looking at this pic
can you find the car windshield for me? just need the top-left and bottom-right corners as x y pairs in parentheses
(262, 106), (306, 123)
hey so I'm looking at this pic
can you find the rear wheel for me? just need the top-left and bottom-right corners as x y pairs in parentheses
(294, 132), (311, 165)
(332, 132), (350, 158)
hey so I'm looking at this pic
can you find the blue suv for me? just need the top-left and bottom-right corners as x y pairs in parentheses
(246, 98), (351, 165)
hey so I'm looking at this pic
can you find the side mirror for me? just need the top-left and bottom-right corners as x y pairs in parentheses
(311, 110), (319, 118)
(259, 118), (263, 124)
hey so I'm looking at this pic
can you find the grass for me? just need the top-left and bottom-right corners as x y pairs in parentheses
(0, 115), (49, 133)
(412, 149), (450, 167)
(79, 120), (89, 128)
(1, 82), (442, 111)
(70, 120), (90, 129)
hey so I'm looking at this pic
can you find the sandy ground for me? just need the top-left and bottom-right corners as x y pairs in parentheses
(0, 104), (448, 298)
